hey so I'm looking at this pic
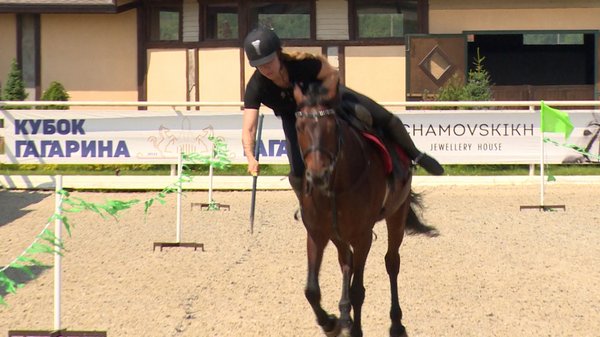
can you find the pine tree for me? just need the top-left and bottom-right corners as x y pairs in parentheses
(435, 48), (493, 109)
(463, 49), (494, 103)
(2, 59), (29, 109)
(41, 81), (70, 110)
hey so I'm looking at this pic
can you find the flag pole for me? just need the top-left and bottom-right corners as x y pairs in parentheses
(54, 175), (63, 331)
(520, 101), (566, 211)
(537, 104), (545, 207)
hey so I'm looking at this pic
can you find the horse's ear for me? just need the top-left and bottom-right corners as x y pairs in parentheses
(293, 84), (304, 105)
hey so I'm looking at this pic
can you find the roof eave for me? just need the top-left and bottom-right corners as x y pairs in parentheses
(0, 4), (119, 14)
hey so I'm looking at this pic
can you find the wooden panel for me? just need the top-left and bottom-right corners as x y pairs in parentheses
(316, 0), (349, 40)
(492, 84), (595, 109)
(492, 85), (594, 101)
(597, 33), (600, 100)
(407, 35), (466, 99)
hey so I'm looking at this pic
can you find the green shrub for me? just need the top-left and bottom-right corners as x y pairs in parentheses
(2, 59), (29, 109)
(436, 73), (467, 102)
(41, 81), (70, 109)
(435, 48), (493, 109)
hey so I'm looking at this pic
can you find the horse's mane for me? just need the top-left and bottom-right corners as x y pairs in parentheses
(303, 82), (331, 107)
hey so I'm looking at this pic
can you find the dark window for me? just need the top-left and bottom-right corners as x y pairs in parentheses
(205, 3), (239, 40)
(469, 33), (595, 86)
(148, 2), (182, 42)
(248, 2), (311, 39)
(353, 0), (420, 39)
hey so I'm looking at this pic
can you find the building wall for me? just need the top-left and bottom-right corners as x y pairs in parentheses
(6, 1), (599, 108)
(345, 46), (406, 105)
(0, 14), (17, 90)
(198, 48), (241, 111)
(147, 49), (187, 108)
(41, 11), (138, 104)
(429, 2), (600, 32)
(429, 0), (600, 10)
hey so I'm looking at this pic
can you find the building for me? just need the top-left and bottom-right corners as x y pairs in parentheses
(1, 0), (599, 110)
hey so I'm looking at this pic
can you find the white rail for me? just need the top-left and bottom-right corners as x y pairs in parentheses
(1, 100), (600, 108)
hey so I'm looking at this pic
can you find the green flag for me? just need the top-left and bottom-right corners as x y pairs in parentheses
(540, 101), (574, 139)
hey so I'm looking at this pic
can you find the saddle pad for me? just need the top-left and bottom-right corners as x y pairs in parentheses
(361, 132), (409, 174)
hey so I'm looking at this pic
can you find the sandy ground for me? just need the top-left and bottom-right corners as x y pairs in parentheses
(1, 184), (599, 337)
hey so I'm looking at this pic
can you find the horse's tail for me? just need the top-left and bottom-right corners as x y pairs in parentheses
(405, 191), (439, 237)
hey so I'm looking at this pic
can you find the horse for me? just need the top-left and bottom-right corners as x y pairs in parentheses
(293, 83), (434, 337)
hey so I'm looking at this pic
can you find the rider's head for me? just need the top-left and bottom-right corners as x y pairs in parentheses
(244, 27), (282, 67)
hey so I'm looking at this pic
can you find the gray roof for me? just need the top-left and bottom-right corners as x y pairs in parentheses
(0, 0), (122, 13)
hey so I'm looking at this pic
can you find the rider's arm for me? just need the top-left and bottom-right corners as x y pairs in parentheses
(242, 107), (260, 175)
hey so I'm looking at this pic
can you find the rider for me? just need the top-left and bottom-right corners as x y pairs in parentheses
(242, 27), (444, 198)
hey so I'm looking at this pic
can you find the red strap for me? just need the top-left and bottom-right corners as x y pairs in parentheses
(361, 132), (410, 174)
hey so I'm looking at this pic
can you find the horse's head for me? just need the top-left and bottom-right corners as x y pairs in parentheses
(294, 83), (340, 193)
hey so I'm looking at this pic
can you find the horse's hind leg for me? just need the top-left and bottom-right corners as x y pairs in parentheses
(385, 204), (410, 337)
(305, 233), (339, 335)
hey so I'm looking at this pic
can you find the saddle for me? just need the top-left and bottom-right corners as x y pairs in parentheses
(338, 101), (410, 177)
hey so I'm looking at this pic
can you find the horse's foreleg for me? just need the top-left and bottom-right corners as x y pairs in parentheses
(348, 235), (372, 337)
(385, 208), (409, 337)
(305, 234), (339, 335)
(336, 244), (353, 336)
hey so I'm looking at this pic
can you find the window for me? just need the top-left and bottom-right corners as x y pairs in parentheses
(249, 2), (311, 39)
(354, 0), (419, 39)
(148, 3), (182, 42)
(523, 33), (584, 45)
(205, 3), (239, 40)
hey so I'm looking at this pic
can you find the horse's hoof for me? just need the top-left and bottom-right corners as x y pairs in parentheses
(339, 327), (352, 337)
(390, 324), (407, 337)
(324, 315), (341, 337)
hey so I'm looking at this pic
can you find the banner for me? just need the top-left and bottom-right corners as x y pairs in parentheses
(405, 110), (598, 164)
(1, 109), (599, 165)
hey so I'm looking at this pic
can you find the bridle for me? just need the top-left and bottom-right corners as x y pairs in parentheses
(295, 108), (342, 169)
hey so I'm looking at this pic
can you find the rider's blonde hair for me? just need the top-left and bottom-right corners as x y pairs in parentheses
(280, 50), (328, 64)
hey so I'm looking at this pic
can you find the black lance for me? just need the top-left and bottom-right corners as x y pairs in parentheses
(249, 114), (264, 234)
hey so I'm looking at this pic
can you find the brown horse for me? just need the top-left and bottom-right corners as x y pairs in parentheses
(293, 83), (432, 337)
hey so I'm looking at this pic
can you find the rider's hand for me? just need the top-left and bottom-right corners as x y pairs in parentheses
(247, 157), (259, 176)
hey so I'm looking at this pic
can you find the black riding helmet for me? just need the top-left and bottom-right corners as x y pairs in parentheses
(244, 27), (281, 67)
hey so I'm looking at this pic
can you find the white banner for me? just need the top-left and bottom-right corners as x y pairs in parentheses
(401, 110), (599, 164)
(1, 109), (598, 165)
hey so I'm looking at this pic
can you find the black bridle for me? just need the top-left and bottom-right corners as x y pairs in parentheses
(295, 108), (342, 168)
